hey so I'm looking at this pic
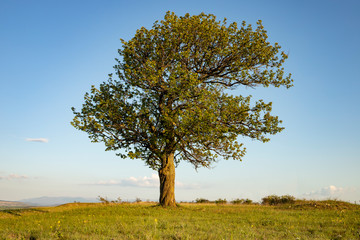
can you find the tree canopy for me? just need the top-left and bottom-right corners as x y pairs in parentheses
(71, 12), (293, 206)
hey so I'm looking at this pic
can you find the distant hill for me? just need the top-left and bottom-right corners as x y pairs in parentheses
(0, 200), (30, 209)
(19, 197), (99, 206)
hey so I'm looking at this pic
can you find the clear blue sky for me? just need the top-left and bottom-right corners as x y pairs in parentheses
(1, 0), (359, 203)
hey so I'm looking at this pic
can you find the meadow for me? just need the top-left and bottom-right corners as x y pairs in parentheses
(0, 200), (359, 239)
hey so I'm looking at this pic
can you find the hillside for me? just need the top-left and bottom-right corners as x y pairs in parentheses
(1, 201), (359, 239)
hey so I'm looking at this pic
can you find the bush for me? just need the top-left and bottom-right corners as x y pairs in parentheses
(215, 198), (227, 204)
(261, 195), (295, 205)
(244, 198), (253, 204)
(195, 198), (210, 203)
(98, 196), (110, 204)
(98, 196), (122, 204)
(231, 198), (253, 204)
(111, 197), (122, 203)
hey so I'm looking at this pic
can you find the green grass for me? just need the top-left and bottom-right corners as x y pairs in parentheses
(0, 201), (359, 239)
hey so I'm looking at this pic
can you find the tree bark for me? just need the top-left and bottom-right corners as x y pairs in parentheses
(158, 153), (176, 207)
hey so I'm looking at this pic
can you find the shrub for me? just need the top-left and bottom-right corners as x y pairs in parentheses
(262, 195), (280, 205)
(98, 196), (110, 204)
(231, 199), (243, 204)
(215, 198), (227, 204)
(98, 196), (122, 204)
(261, 195), (295, 205)
(244, 198), (253, 204)
(111, 197), (122, 203)
(135, 197), (142, 203)
(231, 198), (253, 204)
(279, 195), (295, 204)
(195, 198), (210, 203)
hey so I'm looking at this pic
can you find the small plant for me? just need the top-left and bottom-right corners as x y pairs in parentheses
(215, 198), (227, 204)
(195, 198), (210, 203)
(111, 197), (122, 203)
(51, 220), (64, 239)
(261, 195), (295, 205)
(98, 196), (110, 204)
(135, 197), (142, 203)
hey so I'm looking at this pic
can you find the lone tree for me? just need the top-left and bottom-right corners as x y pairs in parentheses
(71, 12), (293, 207)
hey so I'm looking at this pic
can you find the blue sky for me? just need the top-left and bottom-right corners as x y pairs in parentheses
(1, 0), (359, 203)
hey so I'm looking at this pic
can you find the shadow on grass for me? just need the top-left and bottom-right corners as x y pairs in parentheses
(146, 203), (179, 208)
(0, 208), (47, 216)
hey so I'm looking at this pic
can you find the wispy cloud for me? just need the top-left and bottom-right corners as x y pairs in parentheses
(0, 174), (29, 180)
(95, 174), (159, 188)
(303, 185), (355, 199)
(25, 138), (49, 143)
(92, 174), (202, 189)
(175, 181), (202, 190)
(97, 180), (120, 185)
(122, 174), (159, 187)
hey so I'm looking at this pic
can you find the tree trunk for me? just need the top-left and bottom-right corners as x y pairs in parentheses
(158, 153), (176, 207)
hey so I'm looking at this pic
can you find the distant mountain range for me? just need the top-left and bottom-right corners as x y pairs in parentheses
(1, 197), (99, 208)
(2, 196), (156, 208)
(0, 200), (30, 209)
(18, 197), (99, 206)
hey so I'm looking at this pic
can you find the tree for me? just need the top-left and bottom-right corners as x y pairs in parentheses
(71, 12), (293, 207)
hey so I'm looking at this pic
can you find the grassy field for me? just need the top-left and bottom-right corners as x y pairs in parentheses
(0, 201), (359, 239)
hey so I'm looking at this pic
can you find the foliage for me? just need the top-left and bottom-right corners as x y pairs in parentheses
(195, 198), (210, 203)
(71, 11), (293, 206)
(97, 196), (122, 204)
(1, 202), (359, 239)
(215, 198), (227, 204)
(71, 11), (293, 171)
(231, 198), (253, 204)
(282, 199), (359, 210)
(97, 196), (110, 204)
(261, 195), (296, 205)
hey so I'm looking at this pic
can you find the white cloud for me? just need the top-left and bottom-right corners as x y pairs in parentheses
(93, 174), (202, 189)
(303, 185), (355, 200)
(122, 174), (159, 187)
(25, 138), (49, 143)
(0, 174), (29, 180)
(97, 180), (120, 185)
(175, 181), (202, 190)
(94, 174), (159, 188)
